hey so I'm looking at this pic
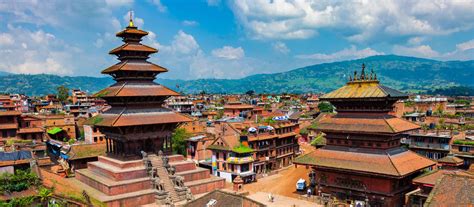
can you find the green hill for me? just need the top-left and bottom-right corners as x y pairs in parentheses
(1, 55), (473, 96)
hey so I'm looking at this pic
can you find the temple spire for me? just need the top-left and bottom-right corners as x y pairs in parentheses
(128, 10), (134, 27)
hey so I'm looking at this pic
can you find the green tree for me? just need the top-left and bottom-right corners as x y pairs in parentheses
(318, 101), (334, 113)
(216, 109), (224, 119)
(56, 85), (69, 103)
(38, 187), (53, 206)
(245, 90), (255, 96)
(172, 128), (191, 156)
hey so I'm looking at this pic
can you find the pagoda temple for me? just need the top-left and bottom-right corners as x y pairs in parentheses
(87, 14), (191, 159)
(74, 15), (227, 207)
(295, 64), (435, 207)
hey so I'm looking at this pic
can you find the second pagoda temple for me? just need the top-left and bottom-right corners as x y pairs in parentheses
(295, 64), (435, 207)
(87, 15), (191, 159)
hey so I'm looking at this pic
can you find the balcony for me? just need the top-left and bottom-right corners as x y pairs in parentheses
(409, 142), (450, 151)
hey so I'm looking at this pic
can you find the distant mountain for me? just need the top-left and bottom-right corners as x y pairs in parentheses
(0, 71), (11, 76)
(0, 55), (473, 96)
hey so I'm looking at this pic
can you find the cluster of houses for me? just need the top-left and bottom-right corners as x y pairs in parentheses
(1, 85), (473, 206)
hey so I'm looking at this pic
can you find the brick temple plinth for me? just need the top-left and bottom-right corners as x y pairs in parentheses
(76, 156), (155, 206)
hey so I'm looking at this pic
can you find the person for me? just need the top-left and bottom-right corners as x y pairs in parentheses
(268, 193), (274, 202)
(307, 188), (312, 197)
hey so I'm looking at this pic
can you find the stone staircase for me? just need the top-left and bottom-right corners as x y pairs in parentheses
(167, 155), (225, 195)
(148, 154), (181, 203)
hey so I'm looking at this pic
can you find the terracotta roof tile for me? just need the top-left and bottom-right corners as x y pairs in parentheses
(0, 111), (21, 116)
(91, 109), (192, 127)
(0, 123), (18, 130)
(425, 174), (474, 206)
(317, 115), (420, 134)
(109, 43), (157, 54)
(102, 60), (168, 74)
(95, 82), (180, 97)
(116, 28), (148, 36)
(413, 169), (471, 186)
(294, 147), (435, 177)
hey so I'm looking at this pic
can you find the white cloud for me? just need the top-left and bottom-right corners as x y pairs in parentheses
(170, 30), (200, 54)
(393, 45), (440, 58)
(105, 0), (133, 7)
(272, 41), (290, 54)
(182, 20), (199, 26)
(144, 31), (266, 79)
(0, 33), (14, 46)
(0, 25), (78, 75)
(296, 46), (384, 62)
(211, 46), (245, 60)
(149, 0), (167, 12)
(456, 39), (474, 51)
(123, 11), (144, 28)
(407, 37), (425, 45)
(393, 39), (474, 60)
(230, 0), (474, 41)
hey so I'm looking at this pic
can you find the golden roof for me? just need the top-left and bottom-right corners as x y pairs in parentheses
(322, 64), (406, 100)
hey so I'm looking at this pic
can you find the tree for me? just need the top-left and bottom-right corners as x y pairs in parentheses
(172, 128), (191, 156)
(56, 85), (69, 103)
(38, 187), (53, 206)
(245, 90), (255, 96)
(318, 101), (334, 113)
(216, 109), (224, 119)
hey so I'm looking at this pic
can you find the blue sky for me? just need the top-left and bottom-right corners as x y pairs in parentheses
(0, 0), (473, 79)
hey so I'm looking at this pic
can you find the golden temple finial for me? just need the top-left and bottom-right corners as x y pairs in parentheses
(349, 75), (352, 82)
(353, 71), (358, 81)
(128, 10), (134, 27)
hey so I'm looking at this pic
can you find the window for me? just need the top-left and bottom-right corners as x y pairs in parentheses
(241, 164), (250, 172)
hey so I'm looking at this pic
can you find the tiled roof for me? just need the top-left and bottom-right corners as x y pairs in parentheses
(321, 81), (406, 100)
(437, 155), (464, 164)
(207, 144), (231, 151)
(116, 28), (148, 36)
(413, 169), (471, 186)
(88, 108), (192, 127)
(223, 104), (254, 109)
(248, 133), (278, 141)
(184, 190), (265, 207)
(102, 60), (168, 74)
(109, 43), (157, 54)
(0, 111), (21, 116)
(425, 174), (474, 206)
(317, 114), (420, 134)
(294, 147), (435, 177)
(70, 143), (106, 160)
(94, 82), (180, 97)
(0, 123), (18, 130)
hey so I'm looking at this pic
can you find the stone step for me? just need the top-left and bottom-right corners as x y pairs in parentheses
(170, 160), (197, 172)
(184, 176), (226, 195)
(176, 167), (210, 182)
(98, 156), (144, 169)
(72, 173), (156, 207)
(88, 161), (147, 181)
(76, 169), (152, 196)
(168, 154), (185, 163)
